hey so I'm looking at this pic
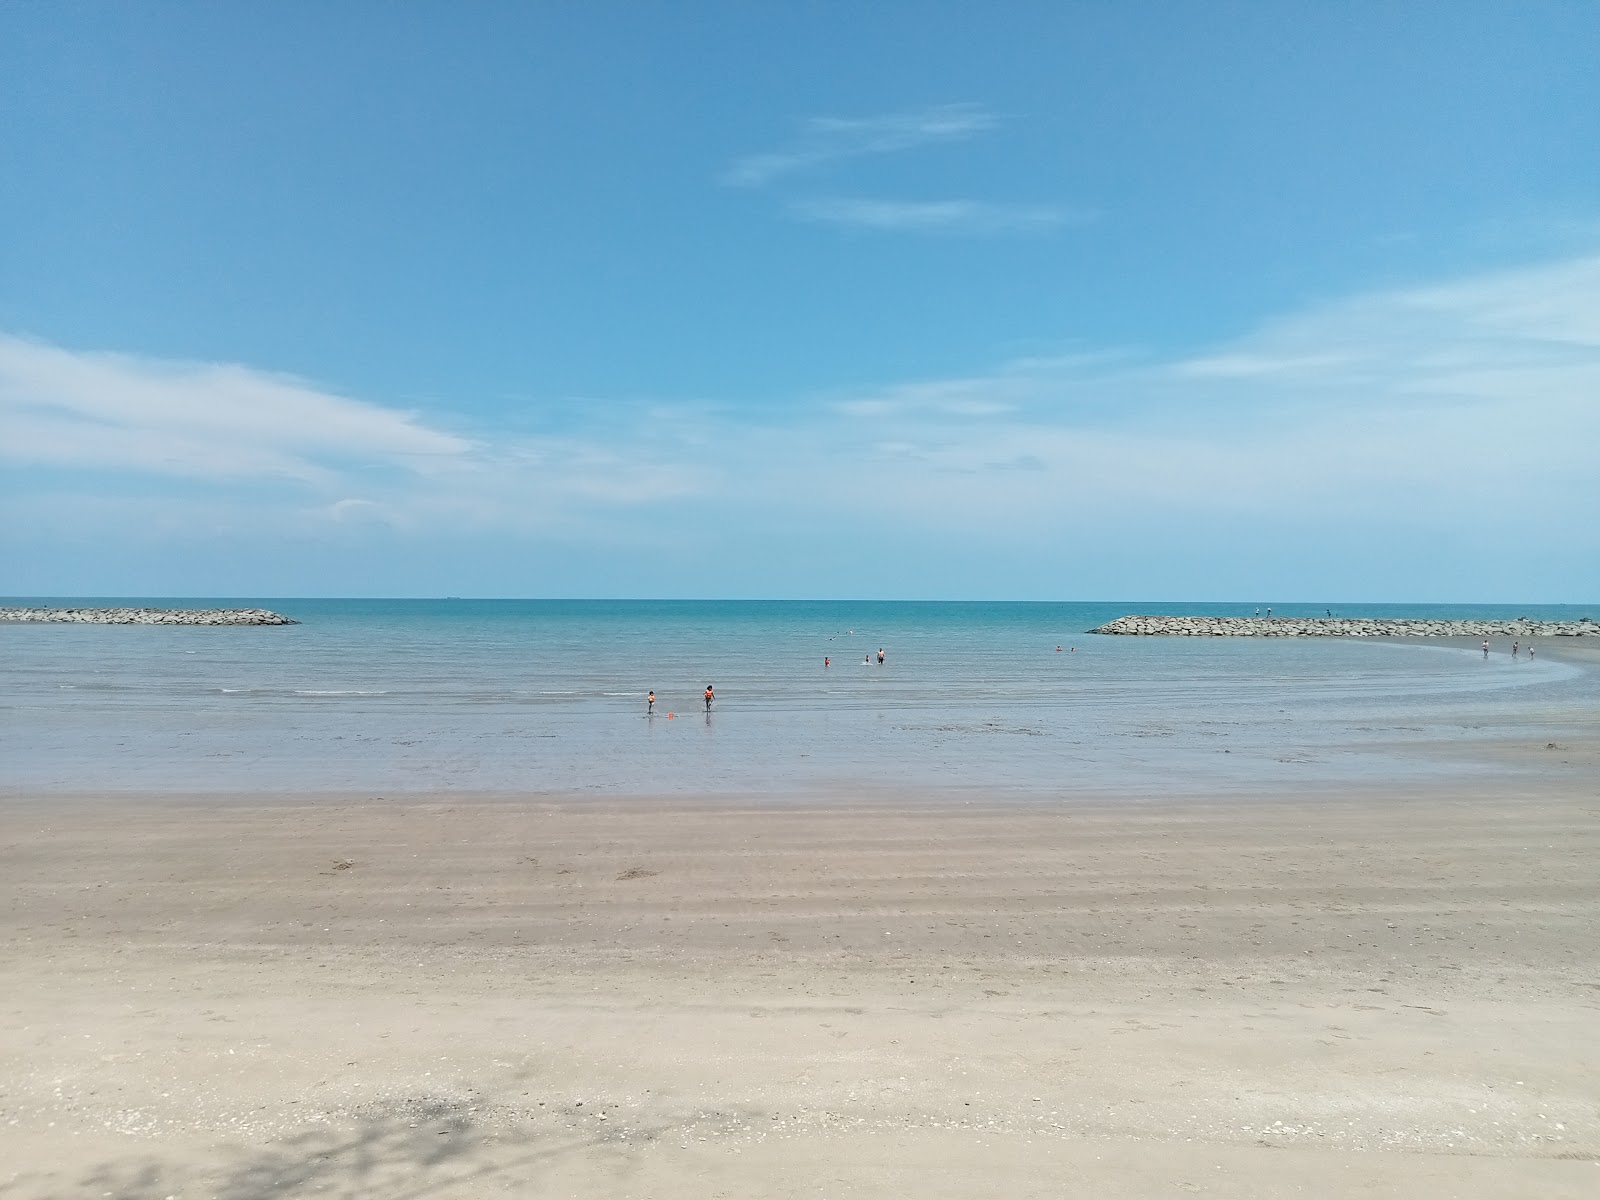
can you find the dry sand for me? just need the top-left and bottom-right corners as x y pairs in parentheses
(4, 777), (1600, 1199)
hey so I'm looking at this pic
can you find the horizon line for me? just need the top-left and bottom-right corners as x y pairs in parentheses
(4, 595), (1595, 607)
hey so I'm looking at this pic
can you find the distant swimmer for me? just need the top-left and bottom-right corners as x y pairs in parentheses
(1483, 640), (1490, 658)
(877, 648), (885, 665)
(1056, 645), (1062, 652)
(704, 684), (714, 712)
(647, 691), (655, 714)
(824, 656), (830, 668)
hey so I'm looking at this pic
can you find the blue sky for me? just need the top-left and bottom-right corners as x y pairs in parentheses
(2, 3), (1597, 600)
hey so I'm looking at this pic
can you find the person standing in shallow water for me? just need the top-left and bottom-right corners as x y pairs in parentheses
(647, 691), (655, 715)
(704, 685), (714, 712)
(877, 648), (885, 665)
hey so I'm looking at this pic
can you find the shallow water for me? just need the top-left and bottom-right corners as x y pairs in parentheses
(2, 599), (1594, 796)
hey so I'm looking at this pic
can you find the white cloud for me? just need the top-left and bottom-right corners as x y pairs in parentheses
(648, 253), (1596, 567)
(6, 253), (1598, 595)
(0, 334), (715, 548)
(791, 197), (1082, 235)
(722, 103), (995, 187)
(0, 335), (471, 482)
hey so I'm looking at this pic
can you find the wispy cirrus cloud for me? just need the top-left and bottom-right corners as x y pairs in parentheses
(721, 103), (995, 187)
(791, 197), (1085, 235)
(724, 103), (1080, 239)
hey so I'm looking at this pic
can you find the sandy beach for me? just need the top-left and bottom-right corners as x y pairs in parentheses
(4, 772), (1599, 1198)
(9, 3), (1598, 1194)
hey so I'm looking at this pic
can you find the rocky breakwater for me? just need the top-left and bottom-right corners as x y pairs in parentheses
(0, 607), (299, 626)
(1090, 615), (1599, 637)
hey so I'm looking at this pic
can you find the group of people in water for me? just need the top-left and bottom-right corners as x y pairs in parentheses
(647, 631), (1537, 715)
(821, 647), (887, 668)
(649, 647), (892, 715)
(1484, 640), (1534, 660)
(645, 685), (714, 717)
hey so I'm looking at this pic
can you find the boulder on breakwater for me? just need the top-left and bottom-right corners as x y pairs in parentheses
(1089, 615), (1597, 638)
(0, 607), (298, 626)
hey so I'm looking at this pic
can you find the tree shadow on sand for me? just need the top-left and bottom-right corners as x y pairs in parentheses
(36, 1084), (699, 1200)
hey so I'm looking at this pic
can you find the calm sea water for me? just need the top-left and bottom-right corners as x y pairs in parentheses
(2, 599), (1595, 797)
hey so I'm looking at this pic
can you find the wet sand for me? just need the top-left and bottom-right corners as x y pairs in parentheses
(4, 778), (1599, 1198)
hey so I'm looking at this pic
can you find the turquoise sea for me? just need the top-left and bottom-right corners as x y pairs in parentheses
(2, 599), (1595, 797)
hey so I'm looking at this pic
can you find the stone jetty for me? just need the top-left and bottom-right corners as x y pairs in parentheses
(1090, 615), (1597, 638)
(0, 607), (298, 626)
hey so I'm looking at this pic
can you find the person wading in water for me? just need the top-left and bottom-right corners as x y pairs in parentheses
(704, 684), (714, 712)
